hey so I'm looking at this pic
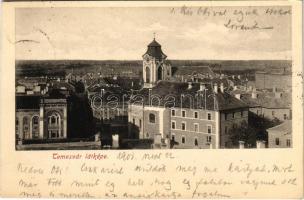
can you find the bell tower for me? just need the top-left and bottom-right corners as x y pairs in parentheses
(142, 35), (171, 88)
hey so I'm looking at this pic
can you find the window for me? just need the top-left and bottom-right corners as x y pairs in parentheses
(149, 113), (155, 123)
(171, 121), (176, 129)
(207, 113), (211, 120)
(286, 139), (291, 147)
(241, 111), (243, 117)
(181, 122), (186, 130)
(284, 114), (287, 120)
(171, 134), (175, 141)
(207, 136), (212, 143)
(32, 116), (39, 139)
(194, 138), (198, 146)
(225, 126), (228, 134)
(23, 116), (30, 139)
(194, 123), (199, 132)
(182, 110), (186, 117)
(275, 138), (280, 145)
(171, 109), (175, 116)
(257, 110), (259, 115)
(207, 125), (212, 134)
(139, 119), (142, 128)
(181, 136), (185, 144)
(232, 112), (235, 119)
(272, 111), (275, 116)
(224, 113), (228, 120)
(194, 111), (198, 119)
(133, 118), (135, 124)
(16, 118), (19, 131)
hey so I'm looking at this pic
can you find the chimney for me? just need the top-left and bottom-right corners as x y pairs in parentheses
(252, 92), (257, 99)
(220, 83), (224, 93)
(235, 93), (241, 100)
(199, 83), (205, 91)
(233, 85), (237, 91)
(188, 82), (192, 89)
(256, 140), (266, 148)
(239, 141), (245, 149)
(232, 75), (235, 79)
(237, 75), (241, 79)
(214, 83), (218, 93)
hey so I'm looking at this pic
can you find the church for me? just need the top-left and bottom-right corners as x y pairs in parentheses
(128, 37), (249, 149)
(142, 37), (172, 88)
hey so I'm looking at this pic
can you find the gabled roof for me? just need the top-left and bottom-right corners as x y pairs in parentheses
(267, 120), (292, 133)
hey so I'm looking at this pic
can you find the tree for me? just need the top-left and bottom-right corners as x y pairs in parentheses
(228, 120), (256, 148)
(228, 112), (282, 148)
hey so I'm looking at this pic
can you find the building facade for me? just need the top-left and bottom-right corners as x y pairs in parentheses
(16, 94), (68, 141)
(267, 120), (292, 148)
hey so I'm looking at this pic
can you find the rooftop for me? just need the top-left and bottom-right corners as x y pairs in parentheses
(131, 81), (248, 111)
(267, 120), (292, 133)
(143, 39), (167, 59)
(240, 92), (291, 109)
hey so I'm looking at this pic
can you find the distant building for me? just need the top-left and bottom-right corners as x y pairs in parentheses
(255, 69), (291, 91)
(267, 120), (292, 148)
(240, 88), (291, 121)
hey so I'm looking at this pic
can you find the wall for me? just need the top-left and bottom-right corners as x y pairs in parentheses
(220, 108), (249, 148)
(268, 130), (292, 148)
(170, 108), (217, 149)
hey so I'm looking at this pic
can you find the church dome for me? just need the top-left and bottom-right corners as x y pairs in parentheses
(144, 38), (167, 59)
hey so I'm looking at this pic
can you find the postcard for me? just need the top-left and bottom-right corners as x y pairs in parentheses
(0, 1), (303, 198)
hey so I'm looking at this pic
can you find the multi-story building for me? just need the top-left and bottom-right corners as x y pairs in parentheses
(240, 89), (292, 121)
(128, 38), (249, 149)
(128, 81), (249, 149)
(16, 91), (68, 141)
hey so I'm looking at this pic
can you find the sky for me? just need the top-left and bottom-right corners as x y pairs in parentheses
(15, 6), (292, 60)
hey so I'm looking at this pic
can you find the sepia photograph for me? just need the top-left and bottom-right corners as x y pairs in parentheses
(15, 6), (292, 150)
(1, 1), (303, 199)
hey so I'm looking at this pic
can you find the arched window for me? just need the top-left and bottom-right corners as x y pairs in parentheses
(149, 113), (156, 123)
(157, 66), (163, 81)
(32, 116), (39, 139)
(146, 67), (150, 83)
(47, 112), (61, 138)
(16, 117), (19, 136)
(23, 116), (30, 139)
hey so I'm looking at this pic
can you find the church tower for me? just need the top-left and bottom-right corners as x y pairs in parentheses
(142, 36), (171, 88)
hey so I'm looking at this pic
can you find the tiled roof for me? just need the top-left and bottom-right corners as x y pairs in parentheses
(173, 66), (215, 77)
(240, 92), (291, 109)
(130, 81), (248, 111)
(267, 120), (292, 133)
